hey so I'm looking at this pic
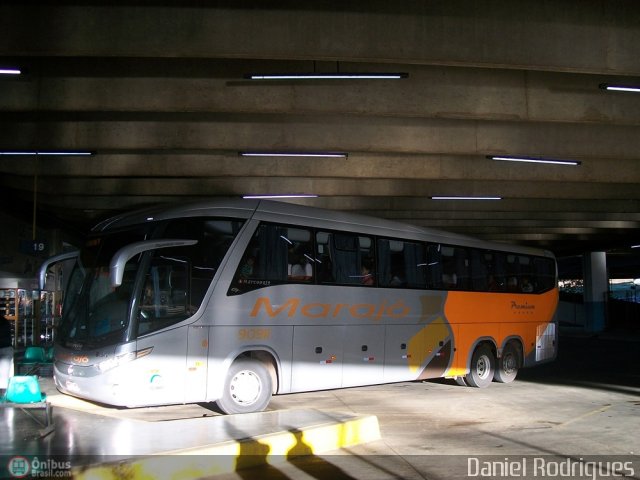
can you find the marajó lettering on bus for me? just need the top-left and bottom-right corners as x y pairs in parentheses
(249, 297), (411, 320)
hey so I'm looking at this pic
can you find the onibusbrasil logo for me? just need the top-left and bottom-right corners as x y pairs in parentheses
(7, 456), (72, 478)
(7, 456), (29, 478)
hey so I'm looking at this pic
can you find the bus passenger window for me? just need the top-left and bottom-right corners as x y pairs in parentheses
(440, 246), (459, 289)
(315, 232), (334, 283)
(360, 258), (375, 286)
(521, 277), (534, 293)
(436, 245), (470, 290)
(285, 227), (314, 282)
(470, 250), (489, 291)
(426, 244), (443, 289)
(238, 255), (255, 279)
(229, 223), (315, 294)
(378, 239), (427, 289)
(316, 231), (375, 286)
(359, 236), (375, 286)
(229, 224), (288, 294)
(533, 257), (556, 292)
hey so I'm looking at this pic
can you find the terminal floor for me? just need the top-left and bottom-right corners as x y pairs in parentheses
(1, 331), (639, 479)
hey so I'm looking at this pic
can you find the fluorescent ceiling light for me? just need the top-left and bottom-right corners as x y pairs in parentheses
(0, 151), (93, 156)
(431, 196), (502, 201)
(631, 245), (640, 249)
(599, 83), (640, 93)
(240, 151), (347, 158)
(243, 194), (319, 199)
(0, 68), (21, 75)
(246, 73), (408, 80)
(489, 155), (581, 166)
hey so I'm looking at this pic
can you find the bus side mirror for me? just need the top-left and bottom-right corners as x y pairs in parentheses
(109, 239), (198, 287)
(39, 251), (80, 290)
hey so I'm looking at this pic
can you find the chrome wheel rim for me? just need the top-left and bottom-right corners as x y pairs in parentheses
(476, 354), (491, 380)
(229, 369), (262, 406)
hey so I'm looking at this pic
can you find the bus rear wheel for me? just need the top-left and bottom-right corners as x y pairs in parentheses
(217, 358), (272, 414)
(494, 343), (520, 383)
(465, 344), (495, 388)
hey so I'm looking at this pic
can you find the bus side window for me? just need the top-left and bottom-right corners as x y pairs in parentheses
(506, 255), (520, 291)
(518, 256), (534, 293)
(456, 248), (471, 290)
(333, 233), (357, 283)
(284, 227), (314, 283)
(359, 236), (375, 286)
(316, 231), (375, 286)
(471, 249), (489, 291)
(489, 252), (507, 292)
(426, 244), (443, 289)
(440, 246), (458, 289)
(229, 223), (288, 294)
(315, 231), (334, 283)
(378, 239), (400, 287)
(378, 239), (427, 289)
(405, 242), (428, 289)
(533, 257), (556, 292)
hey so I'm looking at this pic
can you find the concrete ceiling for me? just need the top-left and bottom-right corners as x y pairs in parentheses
(1, 1), (640, 260)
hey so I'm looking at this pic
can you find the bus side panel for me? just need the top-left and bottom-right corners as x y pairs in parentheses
(211, 286), (454, 391)
(130, 325), (189, 406)
(497, 322), (531, 357)
(290, 325), (344, 392)
(383, 324), (424, 383)
(404, 293), (454, 381)
(532, 321), (558, 365)
(443, 289), (559, 375)
(448, 323), (497, 377)
(412, 316), (454, 380)
(342, 324), (385, 388)
(185, 325), (209, 403)
(206, 325), (294, 402)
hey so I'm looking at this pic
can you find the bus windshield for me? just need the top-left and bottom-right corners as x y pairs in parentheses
(57, 217), (245, 349)
(58, 228), (151, 348)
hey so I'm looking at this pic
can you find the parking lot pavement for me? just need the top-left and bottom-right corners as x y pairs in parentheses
(214, 333), (640, 479)
(5, 332), (638, 479)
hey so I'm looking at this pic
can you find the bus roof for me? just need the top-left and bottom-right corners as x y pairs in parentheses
(91, 198), (555, 259)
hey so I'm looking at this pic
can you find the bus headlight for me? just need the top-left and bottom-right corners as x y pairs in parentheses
(98, 357), (119, 372)
(97, 348), (153, 372)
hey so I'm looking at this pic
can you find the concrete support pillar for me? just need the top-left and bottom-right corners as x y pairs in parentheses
(582, 252), (608, 333)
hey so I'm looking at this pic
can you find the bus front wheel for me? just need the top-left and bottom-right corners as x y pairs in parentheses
(494, 343), (520, 384)
(465, 344), (495, 388)
(217, 358), (272, 414)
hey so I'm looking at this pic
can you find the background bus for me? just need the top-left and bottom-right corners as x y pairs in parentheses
(41, 199), (558, 414)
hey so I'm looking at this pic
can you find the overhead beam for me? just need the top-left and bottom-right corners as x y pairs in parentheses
(1, 153), (639, 185)
(2, 174), (639, 200)
(2, 2), (639, 75)
(2, 116), (640, 160)
(3, 62), (640, 127)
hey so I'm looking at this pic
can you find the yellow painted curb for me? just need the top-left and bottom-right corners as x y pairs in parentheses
(73, 414), (380, 479)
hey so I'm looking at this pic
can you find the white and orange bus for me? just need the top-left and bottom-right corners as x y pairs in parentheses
(40, 199), (558, 414)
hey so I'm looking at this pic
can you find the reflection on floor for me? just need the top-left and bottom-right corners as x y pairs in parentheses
(1, 377), (380, 479)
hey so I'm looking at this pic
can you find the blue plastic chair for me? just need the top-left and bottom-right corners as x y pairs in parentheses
(0, 375), (54, 436)
(4, 375), (46, 403)
(17, 346), (47, 375)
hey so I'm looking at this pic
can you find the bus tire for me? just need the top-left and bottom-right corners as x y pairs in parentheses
(465, 344), (495, 388)
(217, 358), (272, 414)
(454, 376), (468, 387)
(494, 342), (520, 384)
